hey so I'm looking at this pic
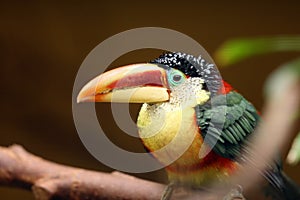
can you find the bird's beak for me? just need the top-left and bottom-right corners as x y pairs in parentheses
(77, 63), (170, 103)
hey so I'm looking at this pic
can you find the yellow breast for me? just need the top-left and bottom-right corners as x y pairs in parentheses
(137, 103), (237, 186)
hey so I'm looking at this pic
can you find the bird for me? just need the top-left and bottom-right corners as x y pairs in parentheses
(77, 52), (300, 199)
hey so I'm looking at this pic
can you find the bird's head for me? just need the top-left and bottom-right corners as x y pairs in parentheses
(77, 52), (222, 107)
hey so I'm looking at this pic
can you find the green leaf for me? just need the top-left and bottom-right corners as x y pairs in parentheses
(287, 132), (300, 165)
(215, 36), (300, 67)
(264, 57), (300, 99)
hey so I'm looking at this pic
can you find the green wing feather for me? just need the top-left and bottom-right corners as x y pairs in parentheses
(197, 92), (300, 199)
(196, 91), (260, 160)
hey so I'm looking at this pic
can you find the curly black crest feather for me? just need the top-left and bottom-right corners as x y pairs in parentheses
(150, 52), (222, 95)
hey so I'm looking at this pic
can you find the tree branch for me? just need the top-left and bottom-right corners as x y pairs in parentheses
(0, 144), (165, 200)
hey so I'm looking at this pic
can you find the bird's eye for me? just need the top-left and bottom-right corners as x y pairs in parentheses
(173, 74), (182, 82)
(168, 69), (186, 86)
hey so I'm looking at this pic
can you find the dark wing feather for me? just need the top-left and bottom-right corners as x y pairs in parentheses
(197, 92), (300, 199)
(196, 91), (260, 160)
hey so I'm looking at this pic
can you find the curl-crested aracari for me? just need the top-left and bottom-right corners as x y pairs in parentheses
(77, 52), (299, 199)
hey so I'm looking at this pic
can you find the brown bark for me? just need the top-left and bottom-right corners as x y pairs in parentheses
(0, 144), (165, 200)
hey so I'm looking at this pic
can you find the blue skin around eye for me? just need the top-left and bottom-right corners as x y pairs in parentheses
(167, 69), (186, 86)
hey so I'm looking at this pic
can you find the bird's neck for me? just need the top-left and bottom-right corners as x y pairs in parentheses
(137, 102), (216, 173)
(137, 102), (202, 163)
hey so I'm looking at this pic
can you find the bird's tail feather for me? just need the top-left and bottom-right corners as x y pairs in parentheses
(280, 172), (300, 200)
(264, 166), (300, 200)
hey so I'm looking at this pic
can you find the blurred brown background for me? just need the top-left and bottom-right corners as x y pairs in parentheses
(1, 1), (300, 199)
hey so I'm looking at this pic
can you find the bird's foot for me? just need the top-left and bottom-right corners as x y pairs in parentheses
(223, 185), (246, 200)
(161, 182), (176, 200)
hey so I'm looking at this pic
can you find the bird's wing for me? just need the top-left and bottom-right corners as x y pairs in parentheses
(196, 91), (260, 160)
(196, 92), (300, 199)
